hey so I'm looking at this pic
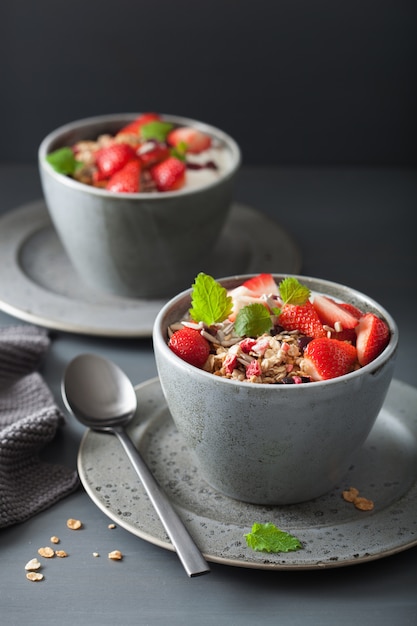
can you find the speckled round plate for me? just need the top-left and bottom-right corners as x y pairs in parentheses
(77, 377), (417, 570)
(0, 200), (301, 337)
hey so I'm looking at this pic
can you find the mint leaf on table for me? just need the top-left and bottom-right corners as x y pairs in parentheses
(46, 147), (81, 175)
(140, 121), (173, 142)
(234, 303), (273, 337)
(244, 523), (303, 553)
(279, 277), (310, 306)
(189, 273), (233, 326)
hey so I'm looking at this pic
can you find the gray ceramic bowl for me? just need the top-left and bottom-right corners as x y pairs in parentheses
(153, 274), (398, 505)
(38, 113), (241, 299)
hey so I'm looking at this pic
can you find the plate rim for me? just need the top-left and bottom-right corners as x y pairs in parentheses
(0, 200), (302, 337)
(77, 376), (417, 570)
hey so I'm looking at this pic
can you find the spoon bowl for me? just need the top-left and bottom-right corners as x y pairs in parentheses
(63, 353), (137, 429)
(62, 353), (210, 577)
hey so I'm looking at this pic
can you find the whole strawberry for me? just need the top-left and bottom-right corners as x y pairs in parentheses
(168, 327), (210, 369)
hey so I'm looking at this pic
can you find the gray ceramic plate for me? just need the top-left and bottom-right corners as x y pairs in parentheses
(77, 377), (417, 570)
(0, 200), (301, 337)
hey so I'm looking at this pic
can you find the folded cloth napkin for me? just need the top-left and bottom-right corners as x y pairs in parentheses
(0, 325), (79, 528)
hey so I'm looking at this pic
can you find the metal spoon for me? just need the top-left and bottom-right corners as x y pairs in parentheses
(62, 353), (210, 577)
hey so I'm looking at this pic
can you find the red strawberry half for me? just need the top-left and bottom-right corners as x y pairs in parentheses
(338, 302), (363, 319)
(168, 327), (210, 369)
(313, 294), (360, 331)
(279, 301), (326, 339)
(116, 112), (161, 137)
(227, 274), (278, 322)
(150, 156), (186, 191)
(241, 273), (279, 296)
(106, 159), (141, 193)
(302, 337), (358, 380)
(95, 143), (137, 180)
(138, 142), (170, 168)
(167, 126), (212, 154)
(355, 313), (390, 366)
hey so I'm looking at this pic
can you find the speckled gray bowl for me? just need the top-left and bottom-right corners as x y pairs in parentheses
(153, 274), (398, 505)
(38, 113), (241, 299)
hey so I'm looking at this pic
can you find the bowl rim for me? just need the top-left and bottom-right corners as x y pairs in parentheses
(152, 273), (399, 390)
(38, 112), (242, 199)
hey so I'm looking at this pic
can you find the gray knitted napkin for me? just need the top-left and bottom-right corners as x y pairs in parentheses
(0, 325), (79, 528)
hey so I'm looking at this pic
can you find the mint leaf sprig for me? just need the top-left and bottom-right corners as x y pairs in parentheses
(279, 277), (310, 306)
(188, 273), (311, 338)
(189, 273), (233, 326)
(245, 522), (303, 553)
(46, 147), (83, 176)
(234, 303), (274, 337)
(140, 120), (173, 142)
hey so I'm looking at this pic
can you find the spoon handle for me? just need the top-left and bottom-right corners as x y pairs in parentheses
(113, 427), (210, 577)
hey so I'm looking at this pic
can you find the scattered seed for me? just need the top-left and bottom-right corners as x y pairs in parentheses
(93, 552), (100, 558)
(25, 558), (41, 571)
(108, 550), (123, 560)
(55, 550), (68, 558)
(50, 536), (60, 544)
(26, 572), (44, 582)
(108, 524), (116, 529)
(38, 546), (55, 558)
(67, 518), (82, 530)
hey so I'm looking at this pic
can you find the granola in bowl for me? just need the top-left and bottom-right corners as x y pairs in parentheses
(167, 272), (389, 384)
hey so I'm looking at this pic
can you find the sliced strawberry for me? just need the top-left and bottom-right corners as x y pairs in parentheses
(167, 126), (212, 154)
(138, 142), (170, 168)
(278, 301), (326, 339)
(302, 337), (358, 381)
(338, 302), (363, 319)
(168, 327), (210, 369)
(116, 113), (161, 137)
(241, 273), (279, 296)
(94, 143), (137, 180)
(355, 313), (390, 366)
(106, 159), (141, 193)
(313, 294), (360, 331)
(150, 156), (186, 191)
(227, 274), (279, 322)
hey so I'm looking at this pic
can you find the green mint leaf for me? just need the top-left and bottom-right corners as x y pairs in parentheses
(245, 523), (303, 553)
(279, 277), (310, 306)
(140, 121), (173, 142)
(234, 303), (273, 337)
(46, 147), (81, 175)
(189, 273), (233, 326)
(170, 141), (188, 161)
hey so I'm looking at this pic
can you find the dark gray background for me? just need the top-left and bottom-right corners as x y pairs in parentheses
(1, 1), (416, 167)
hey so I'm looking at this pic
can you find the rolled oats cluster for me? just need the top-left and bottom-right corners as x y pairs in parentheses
(168, 321), (312, 384)
(206, 330), (311, 384)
